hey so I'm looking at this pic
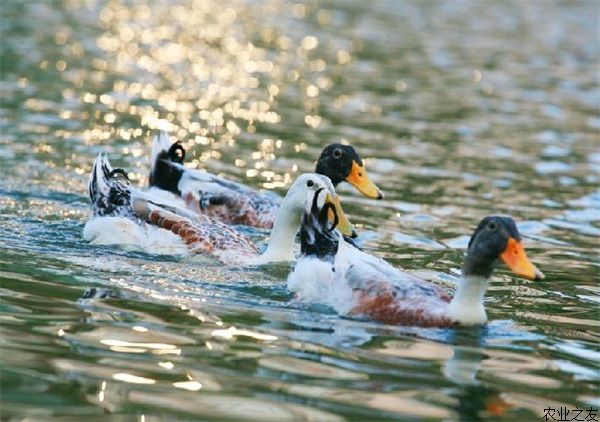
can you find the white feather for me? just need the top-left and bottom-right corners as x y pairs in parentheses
(144, 186), (187, 207)
(446, 275), (488, 325)
(287, 257), (333, 299)
(287, 233), (357, 314)
(83, 216), (189, 255)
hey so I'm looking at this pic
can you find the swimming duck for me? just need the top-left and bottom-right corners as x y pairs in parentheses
(288, 196), (544, 327)
(147, 131), (383, 230)
(83, 154), (354, 265)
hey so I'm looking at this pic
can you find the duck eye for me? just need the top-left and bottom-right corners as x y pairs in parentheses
(332, 148), (342, 159)
(487, 221), (498, 231)
(306, 180), (314, 187)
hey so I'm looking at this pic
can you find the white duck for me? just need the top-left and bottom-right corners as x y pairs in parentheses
(83, 154), (354, 265)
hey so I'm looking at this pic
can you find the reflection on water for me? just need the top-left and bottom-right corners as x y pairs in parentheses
(1, 0), (599, 420)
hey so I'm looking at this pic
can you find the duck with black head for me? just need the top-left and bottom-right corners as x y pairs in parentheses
(315, 143), (383, 200)
(288, 200), (544, 328)
(147, 132), (383, 231)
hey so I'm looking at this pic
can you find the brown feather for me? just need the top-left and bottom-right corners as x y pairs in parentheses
(350, 280), (454, 328)
(133, 198), (258, 263)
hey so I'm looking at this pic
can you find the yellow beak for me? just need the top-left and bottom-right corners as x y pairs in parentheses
(325, 194), (357, 238)
(345, 161), (384, 199)
(500, 237), (544, 280)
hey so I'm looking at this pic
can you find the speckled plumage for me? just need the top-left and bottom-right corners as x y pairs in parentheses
(183, 190), (279, 229)
(86, 153), (340, 265)
(86, 154), (260, 263)
(133, 197), (259, 263)
(88, 154), (138, 221)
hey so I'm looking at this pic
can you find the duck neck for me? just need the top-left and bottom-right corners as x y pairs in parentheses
(260, 198), (300, 262)
(447, 275), (489, 325)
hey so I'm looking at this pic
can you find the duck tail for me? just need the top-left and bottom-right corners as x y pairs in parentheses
(149, 131), (185, 194)
(88, 153), (135, 219)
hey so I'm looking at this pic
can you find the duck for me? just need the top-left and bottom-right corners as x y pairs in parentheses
(288, 195), (544, 327)
(147, 131), (383, 230)
(83, 154), (355, 265)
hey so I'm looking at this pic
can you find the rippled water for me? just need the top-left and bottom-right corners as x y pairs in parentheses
(1, 0), (599, 420)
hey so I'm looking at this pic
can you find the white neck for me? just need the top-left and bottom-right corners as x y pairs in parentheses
(447, 275), (489, 325)
(255, 198), (300, 263)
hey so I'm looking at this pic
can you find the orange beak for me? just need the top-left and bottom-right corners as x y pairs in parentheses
(325, 194), (357, 238)
(345, 161), (384, 200)
(500, 237), (544, 280)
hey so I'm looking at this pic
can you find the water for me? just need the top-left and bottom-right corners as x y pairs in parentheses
(1, 0), (599, 420)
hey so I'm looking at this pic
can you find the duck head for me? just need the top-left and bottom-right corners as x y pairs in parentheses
(283, 173), (355, 238)
(448, 215), (544, 325)
(463, 216), (544, 281)
(316, 144), (384, 199)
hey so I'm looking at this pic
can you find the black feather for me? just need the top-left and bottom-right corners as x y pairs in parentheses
(299, 189), (340, 259)
(149, 141), (185, 194)
(89, 156), (137, 221)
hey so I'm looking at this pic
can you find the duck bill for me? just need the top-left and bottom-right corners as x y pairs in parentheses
(345, 161), (384, 200)
(325, 194), (357, 238)
(500, 237), (544, 280)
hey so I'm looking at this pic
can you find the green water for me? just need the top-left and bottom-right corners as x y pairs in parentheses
(1, 0), (599, 420)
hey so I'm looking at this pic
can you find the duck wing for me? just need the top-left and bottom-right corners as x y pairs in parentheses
(178, 170), (280, 229)
(149, 132), (280, 228)
(338, 245), (453, 327)
(131, 195), (259, 263)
